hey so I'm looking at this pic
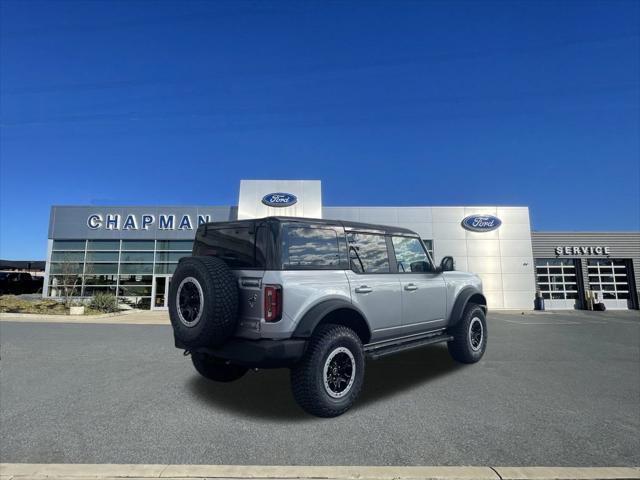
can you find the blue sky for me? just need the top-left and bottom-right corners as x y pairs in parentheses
(1, 0), (638, 260)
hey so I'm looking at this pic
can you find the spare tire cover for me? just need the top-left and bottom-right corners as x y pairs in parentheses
(168, 256), (239, 348)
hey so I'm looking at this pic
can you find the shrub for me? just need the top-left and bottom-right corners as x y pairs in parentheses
(89, 293), (119, 313)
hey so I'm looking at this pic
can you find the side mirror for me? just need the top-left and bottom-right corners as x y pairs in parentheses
(440, 256), (455, 272)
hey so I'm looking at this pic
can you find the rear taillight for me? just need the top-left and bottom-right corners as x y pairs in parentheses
(264, 284), (282, 322)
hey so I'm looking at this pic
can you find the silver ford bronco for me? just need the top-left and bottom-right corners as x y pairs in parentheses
(169, 216), (487, 417)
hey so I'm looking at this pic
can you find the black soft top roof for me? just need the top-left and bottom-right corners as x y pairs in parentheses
(199, 216), (419, 236)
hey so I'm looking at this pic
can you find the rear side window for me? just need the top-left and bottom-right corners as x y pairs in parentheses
(282, 227), (340, 269)
(194, 226), (267, 269)
(347, 233), (390, 273)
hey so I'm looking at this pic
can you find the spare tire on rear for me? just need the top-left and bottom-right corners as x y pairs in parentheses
(168, 256), (239, 348)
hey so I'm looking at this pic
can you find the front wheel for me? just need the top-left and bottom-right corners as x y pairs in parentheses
(447, 303), (487, 363)
(191, 352), (248, 382)
(290, 324), (365, 417)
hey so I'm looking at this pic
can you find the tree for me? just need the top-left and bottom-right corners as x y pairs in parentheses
(50, 254), (83, 308)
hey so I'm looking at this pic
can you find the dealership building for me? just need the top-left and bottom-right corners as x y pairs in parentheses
(44, 180), (640, 311)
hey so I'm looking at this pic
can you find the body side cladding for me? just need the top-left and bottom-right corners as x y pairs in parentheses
(448, 287), (487, 327)
(292, 299), (372, 344)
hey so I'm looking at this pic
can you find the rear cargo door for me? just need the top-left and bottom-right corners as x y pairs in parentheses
(193, 222), (269, 339)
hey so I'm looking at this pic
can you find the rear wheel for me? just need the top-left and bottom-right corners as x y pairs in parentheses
(191, 352), (248, 382)
(290, 324), (365, 417)
(447, 303), (487, 363)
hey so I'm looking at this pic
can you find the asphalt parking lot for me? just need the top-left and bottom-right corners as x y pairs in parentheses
(1, 310), (638, 466)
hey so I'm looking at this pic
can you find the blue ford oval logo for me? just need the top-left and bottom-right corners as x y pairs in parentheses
(261, 192), (298, 207)
(461, 214), (502, 232)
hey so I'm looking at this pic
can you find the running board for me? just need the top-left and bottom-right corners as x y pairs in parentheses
(364, 333), (453, 360)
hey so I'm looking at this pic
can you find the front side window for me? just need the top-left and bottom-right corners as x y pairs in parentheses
(391, 236), (433, 272)
(347, 233), (390, 273)
(282, 227), (340, 268)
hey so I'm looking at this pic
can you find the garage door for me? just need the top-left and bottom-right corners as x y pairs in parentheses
(535, 258), (580, 309)
(587, 259), (631, 310)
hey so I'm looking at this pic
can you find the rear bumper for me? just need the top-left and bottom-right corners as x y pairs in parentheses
(176, 337), (308, 368)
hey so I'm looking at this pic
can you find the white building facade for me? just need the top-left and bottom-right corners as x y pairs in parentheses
(44, 180), (638, 311)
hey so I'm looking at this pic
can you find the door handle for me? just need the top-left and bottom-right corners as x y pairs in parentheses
(404, 283), (418, 291)
(355, 285), (373, 294)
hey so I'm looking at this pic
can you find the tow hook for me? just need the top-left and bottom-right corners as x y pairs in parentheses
(183, 350), (191, 357)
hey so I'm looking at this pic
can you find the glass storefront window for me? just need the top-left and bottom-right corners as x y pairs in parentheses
(84, 275), (118, 285)
(155, 251), (188, 262)
(119, 263), (154, 274)
(119, 275), (152, 285)
(83, 287), (116, 297)
(85, 263), (118, 274)
(120, 251), (154, 263)
(121, 240), (155, 250)
(118, 285), (152, 296)
(87, 240), (120, 250)
(86, 251), (120, 262)
(83, 286), (117, 296)
(52, 240), (86, 251)
(154, 263), (177, 274)
(156, 240), (193, 251)
(47, 237), (195, 308)
(51, 251), (85, 262)
(49, 275), (82, 286)
(50, 262), (83, 274)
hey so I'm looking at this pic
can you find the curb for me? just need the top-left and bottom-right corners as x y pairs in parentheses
(0, 311), (168, 325)
(1, 464), (639, 480)
(0, 310), (134, 319)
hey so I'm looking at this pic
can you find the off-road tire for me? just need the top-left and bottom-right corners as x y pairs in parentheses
(168, 256), (238, 348)
(447, 303), (487, 363)
(191, 352), (248, 382)
(290, 324), (365, 418)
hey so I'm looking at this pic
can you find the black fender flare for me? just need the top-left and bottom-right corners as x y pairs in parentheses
(448, 287), (487, 327)
(293, 299), (372, 341)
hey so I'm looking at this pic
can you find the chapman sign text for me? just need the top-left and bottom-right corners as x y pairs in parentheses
(87, 213), (211, 231)
(555, 246), (611, 256)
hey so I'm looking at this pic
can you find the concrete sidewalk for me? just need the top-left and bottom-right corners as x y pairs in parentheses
(1, 464), (639, 480)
